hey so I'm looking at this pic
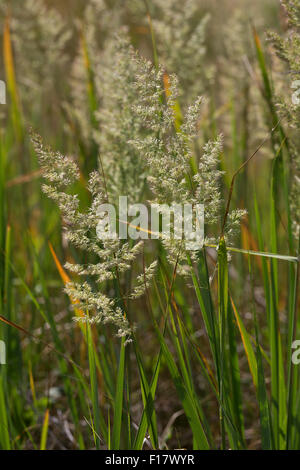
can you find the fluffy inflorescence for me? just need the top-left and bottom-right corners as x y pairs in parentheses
(152, 0), (210, 104)
(33, 35), (246, 335)
(68, 0), (210, 151)
(269, 0), (300, 239)
(93, 36), (149, 205)
(31, 132), (148, 343)
(129, 50), (246, 271)
(220, 8), (270, 160)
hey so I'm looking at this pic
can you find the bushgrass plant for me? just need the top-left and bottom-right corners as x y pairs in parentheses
(0, 0), (299, 450)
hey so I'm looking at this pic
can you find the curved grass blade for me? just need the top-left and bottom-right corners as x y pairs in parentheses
(40, 409), (49, 450)
(111, 337), (126, 450)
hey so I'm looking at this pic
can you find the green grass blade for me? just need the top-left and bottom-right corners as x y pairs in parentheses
(231, 297), (257, 388)
(227, 301), (245, 444)
(111, 337), (126, 450)
(40, 409), (49, 450)
(87, 322), (102, 449)
(0, 373), (10, 449)
(133, 344), (159, 450)
(153, 321), (209, 450)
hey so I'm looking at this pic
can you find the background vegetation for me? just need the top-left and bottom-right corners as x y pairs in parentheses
(0, 0), (299, 450)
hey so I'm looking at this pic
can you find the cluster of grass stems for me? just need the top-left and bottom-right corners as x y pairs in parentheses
(0, 1), (300, 450)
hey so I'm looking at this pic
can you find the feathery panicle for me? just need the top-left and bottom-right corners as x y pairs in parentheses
(93, 35), (149, 205)
(269, 0), (300, 238)
(130, 53), (245, 269)
(31, 131), (146, 342)
(3, 0), (71, 105)
(152, 0), (210, 104)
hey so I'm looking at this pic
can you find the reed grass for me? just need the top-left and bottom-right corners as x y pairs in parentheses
(0, 0), (299, 450)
